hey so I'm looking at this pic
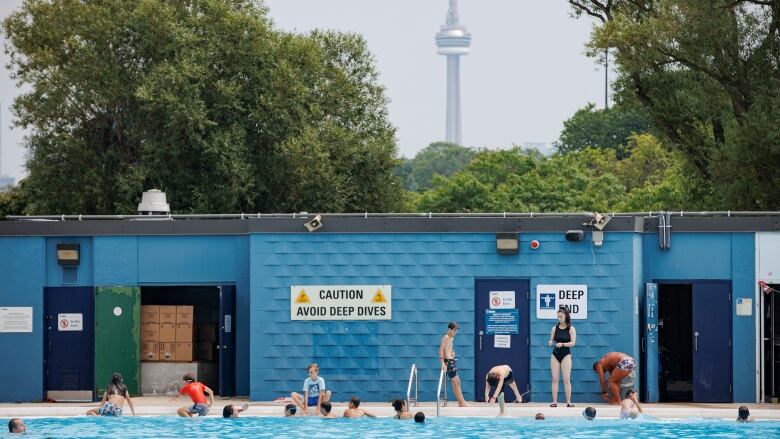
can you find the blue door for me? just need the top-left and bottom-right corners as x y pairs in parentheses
(692, 282), (732, 402)
(475, 279), (530, 402)
(218, 285), (236, 396)
(44, 287), (94, 401)
(642, 283), (659, 403)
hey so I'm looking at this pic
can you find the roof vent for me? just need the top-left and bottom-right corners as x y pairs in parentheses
(137, 189), (170, 215)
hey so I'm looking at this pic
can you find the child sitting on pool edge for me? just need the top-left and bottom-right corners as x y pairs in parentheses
(291, 363), (332, 416)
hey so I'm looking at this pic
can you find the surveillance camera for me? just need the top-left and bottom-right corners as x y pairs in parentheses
(592, 213), (611, 231)
(304, 215), (322, 232)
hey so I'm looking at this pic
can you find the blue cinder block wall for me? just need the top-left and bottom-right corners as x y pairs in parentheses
(0, 237), (45, 402)
(249, 232), (638, 403)
(643, 233), (756, 402)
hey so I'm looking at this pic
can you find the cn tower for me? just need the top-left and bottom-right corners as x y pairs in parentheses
(435, 0), (471, 145)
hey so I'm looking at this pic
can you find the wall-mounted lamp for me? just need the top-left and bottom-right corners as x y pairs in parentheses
(304, 214), (323, 232)
(565, 230), (584, 242)
(496, 233), (519, 255)
(57, 243), (80, 266)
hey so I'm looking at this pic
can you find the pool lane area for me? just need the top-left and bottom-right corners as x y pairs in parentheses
(2, 397), (779, 420)
(5, 414), (780, 439)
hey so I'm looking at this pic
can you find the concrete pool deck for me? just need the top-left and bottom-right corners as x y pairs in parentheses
(0, 397), (778, 420)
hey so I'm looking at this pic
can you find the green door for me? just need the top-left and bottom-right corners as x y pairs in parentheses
(95, 286), (140, 396)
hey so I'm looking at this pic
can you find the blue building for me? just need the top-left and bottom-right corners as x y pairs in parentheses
(0, 213), (778, 404)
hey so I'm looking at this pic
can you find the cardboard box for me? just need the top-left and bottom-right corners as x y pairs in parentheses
(141, 323), (160, 343)
(142, 342), (159, 361)
(175, 342), (193, 362)
(141, 305), (160, 324)
(159, 306), (177, 324)
(159, 323), (176, 342)
(196, 342), (214, 361)
(159, 343), (176, 361)
(175, 323), (193, 342)
(176, 306), (193, 324)
(198, 324), (217, 343)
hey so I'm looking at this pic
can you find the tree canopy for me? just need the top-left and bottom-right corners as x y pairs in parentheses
(555, 102), (654, 158)
(3, 0), (401, 214)
(569, 0), (780, 209)
(395, 142), (478, 191)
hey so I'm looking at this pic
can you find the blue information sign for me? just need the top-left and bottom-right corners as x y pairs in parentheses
(484, 309), (519, 334)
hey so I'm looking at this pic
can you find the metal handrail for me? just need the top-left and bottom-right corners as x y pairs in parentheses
(406, 364), (418, 408)
(436, 367), (449, 417)
(8, 210), (780, 221)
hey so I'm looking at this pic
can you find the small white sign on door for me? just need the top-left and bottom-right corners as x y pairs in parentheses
(494, 334), (511, 349)
(489, 291), (515, 309)
(57, 313), (83, 331)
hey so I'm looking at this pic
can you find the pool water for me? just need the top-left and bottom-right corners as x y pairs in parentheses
(9, 416), (780, 438)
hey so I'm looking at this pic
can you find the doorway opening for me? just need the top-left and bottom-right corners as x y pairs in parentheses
(658, 283), (693, 402)
(140, 286), (221, 395)
(764, 283), (780, 402)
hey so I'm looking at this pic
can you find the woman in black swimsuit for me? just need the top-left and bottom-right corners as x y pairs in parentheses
(548, 307), (576, 407)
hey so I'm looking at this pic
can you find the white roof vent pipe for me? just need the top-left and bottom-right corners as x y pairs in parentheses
(137, 189), (170, 215)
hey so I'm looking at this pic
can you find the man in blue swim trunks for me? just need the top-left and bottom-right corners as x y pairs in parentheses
(593, 352), (636, 404)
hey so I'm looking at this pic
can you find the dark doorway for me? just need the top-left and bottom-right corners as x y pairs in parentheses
(765, 283), (780, 402)
(658, 284), (693, 402)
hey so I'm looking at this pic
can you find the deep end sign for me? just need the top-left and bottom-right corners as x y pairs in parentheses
(290, 285), (392, 321)
(536, 284), (588, 319)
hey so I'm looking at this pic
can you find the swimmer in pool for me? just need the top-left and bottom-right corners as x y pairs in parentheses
(222, 403), (249, 418)
(592, 352), (636, 404)
(342, 396), (376, 418)
(391, 399), (413, 419)
(284, 403), (298, 417)
(737, 406), (752, 423)
(7, 418), (25, 433)
(86, 373), (136, 416)
(320, 401), (337, 418)
(620, 388), (642, 419)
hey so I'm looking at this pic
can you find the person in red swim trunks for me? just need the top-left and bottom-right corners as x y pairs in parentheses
(172, 373), (214, 417)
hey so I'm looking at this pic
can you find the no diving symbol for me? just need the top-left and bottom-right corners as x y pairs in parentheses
(491, 297), (501, 307)
(59, 319), (68, 329)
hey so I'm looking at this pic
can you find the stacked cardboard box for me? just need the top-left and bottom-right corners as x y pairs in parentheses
(175, 306), (193, 362)
(141, 305), (194, 362)
(141, 305), (160, 361)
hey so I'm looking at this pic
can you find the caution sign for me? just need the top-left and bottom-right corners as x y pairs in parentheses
(291, 285), (392, 321)
(295, 290), (311, 303)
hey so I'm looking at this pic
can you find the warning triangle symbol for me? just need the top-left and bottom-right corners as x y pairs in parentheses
(295, 290), (310, 303)
(372, 289), (387, 303)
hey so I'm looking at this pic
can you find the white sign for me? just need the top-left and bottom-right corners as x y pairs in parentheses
(489, 291), (515, 309)
(224, 315), (232, 333)
(58, 313), (83, 331)
(0, 307), (33, 333)
(494, 334), (511, 349)
(113, 307), (122, 316)
(736, 298), (752, 316)
(536, 284), (588, 320)
(291, 285), (392, 320)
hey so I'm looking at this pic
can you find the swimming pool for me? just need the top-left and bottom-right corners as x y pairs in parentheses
(11, 416), (780, 438)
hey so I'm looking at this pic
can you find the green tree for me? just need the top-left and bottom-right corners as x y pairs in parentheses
(396, 142), (477, 191)
(569, 0), (780, 209)
(556, 102), (653, 158)
(4, 0), (401, 214)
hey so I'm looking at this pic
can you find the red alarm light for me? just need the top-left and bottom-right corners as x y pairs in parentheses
(530, 240), (540, 250)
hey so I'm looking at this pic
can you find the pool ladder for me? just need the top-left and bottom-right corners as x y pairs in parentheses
(406, 363), (419, 409)
(436, 367), (448, 417)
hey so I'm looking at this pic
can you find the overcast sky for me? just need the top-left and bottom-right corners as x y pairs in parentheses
(0, 0), (606, 180)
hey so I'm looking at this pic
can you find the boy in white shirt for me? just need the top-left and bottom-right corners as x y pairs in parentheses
(291, 363), (332, 415)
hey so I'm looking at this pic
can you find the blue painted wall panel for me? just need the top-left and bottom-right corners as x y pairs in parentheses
(249, 232), (638, 403)
(45, 237), (93, 287)
(138, 236), (235, 284)
(0, 237), (45, 402)
(731, 234), (755, 402)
